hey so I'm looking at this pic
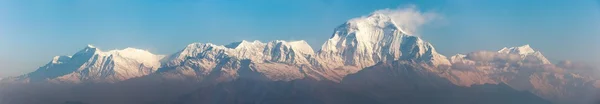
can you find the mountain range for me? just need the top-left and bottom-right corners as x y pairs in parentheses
(1, 12), (599, 104)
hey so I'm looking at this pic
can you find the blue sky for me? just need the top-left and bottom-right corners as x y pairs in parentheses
(1, 0), (599, 77)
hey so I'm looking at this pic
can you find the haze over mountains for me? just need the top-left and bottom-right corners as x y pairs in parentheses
(1, 9), (599, 104)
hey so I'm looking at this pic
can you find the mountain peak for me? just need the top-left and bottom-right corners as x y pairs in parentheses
(366, 12), (393, 21)
(86, 44), (96, 48)
(344, 12), (397, 30)
(268, 40), (314, 55)
(318, 12), (448, 68)
(177, 42), (226, 57)
(520, 44), (531, 48)
(75, 44), (100, 56)
(236, 40), (264, 49)
(185, 42), (223, 50)
(286, 40), (312, 52)
(107, 47), (156, 57)
(498, 44), (535, 55)
(497, 44), (551, 64)
(225, 40), (264, 49)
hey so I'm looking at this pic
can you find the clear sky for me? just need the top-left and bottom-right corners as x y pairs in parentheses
(1, 0), (599, 77)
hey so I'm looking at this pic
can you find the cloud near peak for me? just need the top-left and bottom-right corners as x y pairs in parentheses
(373, 5), (438, 36)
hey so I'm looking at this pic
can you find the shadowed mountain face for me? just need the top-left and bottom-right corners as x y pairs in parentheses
(341, 61), (551, 104)
(173, 61), (550, 104)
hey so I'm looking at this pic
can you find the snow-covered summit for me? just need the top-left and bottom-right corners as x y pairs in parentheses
(167, 40), (315, 67)
(317, 12), (450, 69)
(75, 44), (99, 55)
(87, 44), (96, 48)
(269, 40), (314, 55)
(159, 40), (317, 82)
(498, 44), (551, 64)
(498, 44), (535, 55)
(18, 45), (164, 83)
(450, 44), (551, 65)
(105, 48), (164, 65)
(342, 12), (408, 34)
(73, 45), (164, 67)
(225, 40), (263, 49)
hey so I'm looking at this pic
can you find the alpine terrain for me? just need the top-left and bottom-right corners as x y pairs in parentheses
(1, 11), (598, 104)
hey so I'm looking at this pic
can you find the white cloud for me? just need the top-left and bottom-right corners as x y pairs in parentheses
(374, 5), (438, 36)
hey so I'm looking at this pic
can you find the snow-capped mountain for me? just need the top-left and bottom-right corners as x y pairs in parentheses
(153, 13), (453, 82)
(498, 44), (552, 64)
(309, 13), (451, 81)
(165, 40), (314, 67)
(447, 45), (597, 103)
(11, 45), (164, 83)
(2, 11), (599, 104)
(317, 13), (450, 69)
(159, 40), (319, 82)
(451, 45), (551, 65)
(6, 12), (451, 84)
